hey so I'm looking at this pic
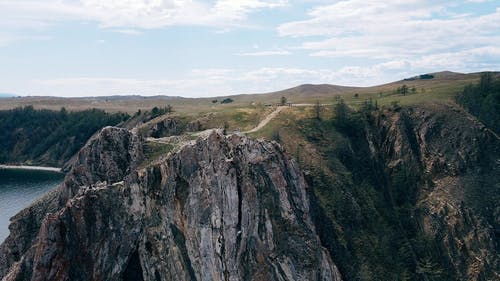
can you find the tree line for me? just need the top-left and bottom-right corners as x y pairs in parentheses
(0, 106), (129, 166)
(456, 72), (500, 134)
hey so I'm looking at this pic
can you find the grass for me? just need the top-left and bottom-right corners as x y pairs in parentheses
(0, 72), (482, 171)
(247, 106), (338, 175)
(0, 71), (486, 115)
(333, 73), (479, 109)
(142, 141), (174, 166)
(0, 71), (490, 145)
(196, 105), (273, 132)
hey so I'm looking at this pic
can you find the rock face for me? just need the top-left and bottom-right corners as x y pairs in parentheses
(0, 128), (341, 281)
(297, 102), (499, 281)
(372, 103), (499, 280)
(0, 126), (143, 280)
(333, 104), (500, 281)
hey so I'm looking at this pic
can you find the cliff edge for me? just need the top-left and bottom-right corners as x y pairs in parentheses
(0, 128), (341, 281)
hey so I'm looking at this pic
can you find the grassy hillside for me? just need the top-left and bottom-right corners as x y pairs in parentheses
(0, 71), (492, 114)
(1, 71), (495, 168)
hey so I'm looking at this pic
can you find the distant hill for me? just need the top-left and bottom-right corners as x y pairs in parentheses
(82, 95), (185, 101)
(264, 83), (357, 99)
(0, 71), (497, 113)
(0, 93), (15, 98)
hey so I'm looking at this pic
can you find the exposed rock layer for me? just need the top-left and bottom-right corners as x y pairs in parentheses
(1, 128), (341, 281)
(0, 126), (143, 280)
(309, 103), (499, 281)
(376, 104), (499, 281)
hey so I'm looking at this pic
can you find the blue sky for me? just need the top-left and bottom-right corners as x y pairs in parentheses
(0, 0), (499, 97)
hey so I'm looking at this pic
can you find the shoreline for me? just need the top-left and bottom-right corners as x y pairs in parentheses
(0, 165), (62, 173)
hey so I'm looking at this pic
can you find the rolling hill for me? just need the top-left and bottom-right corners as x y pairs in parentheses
(0, 71), (496, 114)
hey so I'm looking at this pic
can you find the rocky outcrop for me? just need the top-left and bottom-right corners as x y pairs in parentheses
(0, 126), (143, 280)
(374, 103), (499, 281)
(137, 116), (204, 139)
(59, 126), (143, 203)
(1, 129), (341, 281)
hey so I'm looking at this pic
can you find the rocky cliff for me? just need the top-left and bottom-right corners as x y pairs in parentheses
(0, 127), (341, 281)
(375, 104), (499, 281)
(299, 102), (499, 281)
(0, 126), (143, 280)
(2, 101), (497, 281)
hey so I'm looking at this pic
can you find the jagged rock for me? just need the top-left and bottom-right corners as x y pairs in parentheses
(1, 129), (341, 281)
(0, 126), (143, 280)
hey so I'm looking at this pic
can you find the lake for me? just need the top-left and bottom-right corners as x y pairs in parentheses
(0, 168), (64, 243)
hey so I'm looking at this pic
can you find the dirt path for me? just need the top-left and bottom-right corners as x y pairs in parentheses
(0, 165), (62, 172)
(244, 103), (332, 133)
(244, 106), (287, 134)
(151, 104), (320, 142)
(192, 128), (217, 138)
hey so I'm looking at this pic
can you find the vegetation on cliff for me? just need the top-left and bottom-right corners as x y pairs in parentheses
(0, 106), (129, 167)
(456, 72), (500, 134)
(252, 100), (499, 281)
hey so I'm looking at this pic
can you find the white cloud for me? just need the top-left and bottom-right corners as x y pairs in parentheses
(210, 0), (288, 24)
(32, 76), (234, 97)
(0, 0), (287, 30)
(28, 51), (500, 97)
(278, 1), (500, 71)
(2, 0), (499, 96)
(27, 65), (393, 97)
(25, 67), (317, 97)
(0, 0), (287, 45)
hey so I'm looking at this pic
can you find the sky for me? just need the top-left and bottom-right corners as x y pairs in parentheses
(0, 0), (499, 97)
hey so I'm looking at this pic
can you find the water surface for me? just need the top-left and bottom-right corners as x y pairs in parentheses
(0, 168), (63, 243)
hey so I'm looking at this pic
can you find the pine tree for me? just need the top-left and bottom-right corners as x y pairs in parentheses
(314, 100), (322, 120)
